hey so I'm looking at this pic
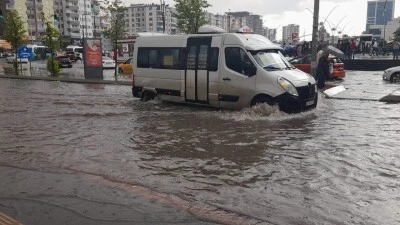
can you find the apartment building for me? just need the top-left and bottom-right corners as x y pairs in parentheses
(3, 0), (55, 42)
(54, 0), (99, 47)
(282, 24), (299, 44)
(206, 13), (246, 32)
(227, 11), (263, 35)
(263, 27), (277, 41)
(125, 3), (178, 36)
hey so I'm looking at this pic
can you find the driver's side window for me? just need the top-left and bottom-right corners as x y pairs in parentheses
(225, 47), (254, 76)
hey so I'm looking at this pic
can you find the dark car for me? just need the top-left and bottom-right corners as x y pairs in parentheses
(56, 56), (73, 68)
(65, 51), (78, 61)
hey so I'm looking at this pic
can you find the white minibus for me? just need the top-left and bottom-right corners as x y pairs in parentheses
(65, 45), (83, 61)
(132, 26), (318, 113)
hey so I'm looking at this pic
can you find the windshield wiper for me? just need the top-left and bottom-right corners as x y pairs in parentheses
(264, 66), (282, 70)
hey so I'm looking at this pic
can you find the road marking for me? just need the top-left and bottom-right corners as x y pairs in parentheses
(0, 212), (22, 225)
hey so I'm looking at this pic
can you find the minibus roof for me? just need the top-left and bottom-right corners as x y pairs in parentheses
(224, 33), (282, 51)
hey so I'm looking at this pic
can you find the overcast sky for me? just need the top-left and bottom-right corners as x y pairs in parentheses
(122, 0), (400, 41)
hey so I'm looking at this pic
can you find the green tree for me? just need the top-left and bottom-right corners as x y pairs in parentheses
(174, 0), (210, 34)
(103, 0), (127, 79)
(1, 10), (27, 75)
(393, 28), (400, 41)
(40, 12), (60, 75)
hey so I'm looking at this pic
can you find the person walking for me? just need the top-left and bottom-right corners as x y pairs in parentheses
(350, 39), (357, 59)
(392, 39), (400, 60)
(316, 51), (330, 89)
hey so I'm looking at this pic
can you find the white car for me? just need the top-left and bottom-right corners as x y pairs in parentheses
(102, 56), (115, 69)
(7, 56), (28, 64)
(382, 66), (400, 82)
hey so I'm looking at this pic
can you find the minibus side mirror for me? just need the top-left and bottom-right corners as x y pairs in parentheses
(244, 62), (257, 77)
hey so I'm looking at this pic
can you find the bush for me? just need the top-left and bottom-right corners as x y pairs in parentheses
(47, 56), (60, 74)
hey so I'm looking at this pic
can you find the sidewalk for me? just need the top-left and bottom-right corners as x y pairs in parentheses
(0, 61), (132, 86)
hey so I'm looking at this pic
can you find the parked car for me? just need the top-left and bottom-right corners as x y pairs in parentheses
(102, 56), (115, 69)
(289, 55), (346, 79)
(118, 58), (133, 74)
(55, 56), (73, 68)
(7, 56), (28, 64)
(382, 66), (400, 82)
(65, 51), (80, 61)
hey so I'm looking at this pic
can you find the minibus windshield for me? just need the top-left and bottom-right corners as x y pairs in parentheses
(251, 50), (292, 70)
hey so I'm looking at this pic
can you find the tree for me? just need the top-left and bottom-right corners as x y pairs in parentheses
(174, 0), (210, 34)
(393, 28), (400, 41)
(40, 12), (60, 75)
(103, 0), (127, 80)
(1, 10), (27, 75)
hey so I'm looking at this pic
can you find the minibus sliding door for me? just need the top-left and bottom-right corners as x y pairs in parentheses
(185, 37), (211, 104)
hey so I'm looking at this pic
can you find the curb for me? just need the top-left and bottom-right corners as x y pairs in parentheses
(379, 89), (400, 103)
(0, 75), (132, 86)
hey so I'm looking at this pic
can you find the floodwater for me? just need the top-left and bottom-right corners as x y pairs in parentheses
(0, 71), (399, 225)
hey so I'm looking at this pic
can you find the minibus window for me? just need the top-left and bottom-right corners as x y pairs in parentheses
(149, 50), (158, 67)
(225, 47), (255, 76)
(251, 50), (291, 70)
(198, 45), (208, 70)
(138, 48), (149, 68)
(209, 48), (219, 71)
(159, 49), (181, 69)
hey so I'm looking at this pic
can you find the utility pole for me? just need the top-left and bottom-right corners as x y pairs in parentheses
(114, 18), (118, 80)
(310, 0), (320, 79)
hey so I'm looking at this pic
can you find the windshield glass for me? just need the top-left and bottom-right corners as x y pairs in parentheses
(250, 50), (292, 70)
(66, 48), (73, 52)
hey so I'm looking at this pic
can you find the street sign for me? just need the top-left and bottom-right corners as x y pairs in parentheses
(18, 46), (32, 59)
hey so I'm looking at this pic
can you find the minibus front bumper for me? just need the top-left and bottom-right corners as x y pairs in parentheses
(275, 85), (318, 113)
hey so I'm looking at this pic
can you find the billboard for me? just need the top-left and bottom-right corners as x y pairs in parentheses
(83, 38), (103, 79)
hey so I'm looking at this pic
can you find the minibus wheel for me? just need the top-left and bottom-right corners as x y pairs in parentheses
(391, 73), (400, 82)
(251, 95), (275, 107)
(142, 91), (156, 102)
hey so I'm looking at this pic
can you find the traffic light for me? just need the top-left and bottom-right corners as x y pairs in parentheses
(0, 10), (4, 20)
(54, 15), (59, 22)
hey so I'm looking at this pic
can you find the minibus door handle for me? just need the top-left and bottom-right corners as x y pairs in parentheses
(223, 77), (231, 81)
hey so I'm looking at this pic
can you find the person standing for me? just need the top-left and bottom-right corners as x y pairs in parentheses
(350, 39), (357, 59)
(316, 52), (330, 89)
(392, 40), (400, 60)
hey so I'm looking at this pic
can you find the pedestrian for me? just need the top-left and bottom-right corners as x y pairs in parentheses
(316, 51), (330, 89)
(350, 39), (357, 59)
(297, 44), (302, 57)
(392, 39), (400, 60)
(361, 41), (366, 55)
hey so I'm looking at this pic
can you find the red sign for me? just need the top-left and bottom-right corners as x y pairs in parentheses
(84, 39), (102, 67)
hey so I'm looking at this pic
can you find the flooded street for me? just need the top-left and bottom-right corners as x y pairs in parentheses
(0, 71), (399, 225)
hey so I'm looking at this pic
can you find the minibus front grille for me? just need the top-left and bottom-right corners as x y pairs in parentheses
(296, 84), (316, 99)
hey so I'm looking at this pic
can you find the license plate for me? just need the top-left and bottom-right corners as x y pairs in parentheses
(306, 100), (315, 106)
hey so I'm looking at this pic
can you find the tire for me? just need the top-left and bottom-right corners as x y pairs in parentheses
(118, 68), (123, 74)
(251, 95), (275, 107)
(390, 73), (400, 82)
(142, 91), (156, 102)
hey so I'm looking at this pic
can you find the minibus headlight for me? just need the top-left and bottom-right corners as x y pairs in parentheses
(277, 77), (298, 96)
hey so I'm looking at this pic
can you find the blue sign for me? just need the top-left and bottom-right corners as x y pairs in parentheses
(18, 46), (33, 59)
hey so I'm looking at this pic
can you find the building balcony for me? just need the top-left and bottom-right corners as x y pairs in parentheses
(70, 26), (80, 32)
(67, 19), (80, 25)
(65, 3), (79, 10)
